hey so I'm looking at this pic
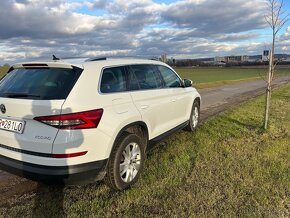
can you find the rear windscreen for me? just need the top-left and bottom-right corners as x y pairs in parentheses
(0, 67), (82, 100)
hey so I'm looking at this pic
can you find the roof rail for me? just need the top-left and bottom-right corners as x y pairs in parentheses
(86, 56), (159, 62)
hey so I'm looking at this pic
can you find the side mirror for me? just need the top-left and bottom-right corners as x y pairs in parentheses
(183, 79), (192, 87)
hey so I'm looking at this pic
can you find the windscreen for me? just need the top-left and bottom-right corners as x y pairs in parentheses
(0, 67), (81, 100)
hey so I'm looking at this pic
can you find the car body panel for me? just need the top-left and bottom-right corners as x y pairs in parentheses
(0, 58), (201, 184)
(0, 98), (64, 154)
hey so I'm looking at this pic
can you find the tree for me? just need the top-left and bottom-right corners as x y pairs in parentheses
(264, 0), (289, 129)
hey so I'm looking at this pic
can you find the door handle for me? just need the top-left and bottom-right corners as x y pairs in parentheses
(140, 105), (149, 109)
(171, 99), (176, 102)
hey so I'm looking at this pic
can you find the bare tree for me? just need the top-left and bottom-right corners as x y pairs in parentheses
(264, 0), (289, 129)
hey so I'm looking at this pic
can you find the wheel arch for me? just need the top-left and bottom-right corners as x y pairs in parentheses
(110, 121), (149, 156)
(194, 96), (201, 107)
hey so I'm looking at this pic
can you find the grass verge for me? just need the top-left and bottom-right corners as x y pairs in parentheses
(175, 67), (290, 88)
(195, 77), (262, 89)
(1, 84), (290, 217)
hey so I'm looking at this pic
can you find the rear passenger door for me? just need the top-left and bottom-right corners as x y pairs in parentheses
(128, 64), (178, 139)
(156, 65), (192, 125)
(99, 66), (140, 123)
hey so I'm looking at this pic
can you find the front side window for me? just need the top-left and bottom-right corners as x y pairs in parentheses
(157, 65), (182, 88)
(128, 65), (163, 90)
(0, 67), (81, 100)
(100, 66), (127, 93)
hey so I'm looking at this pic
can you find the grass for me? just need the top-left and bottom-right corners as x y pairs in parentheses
(1, 85), (289, 217)
(0, 66), (9, 79)
(175, 67), (290, 88)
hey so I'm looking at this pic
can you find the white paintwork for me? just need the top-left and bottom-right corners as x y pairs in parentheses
(0, 58), (201, 169)
(0, 98), (64, 153)
(130, 88), (177, 139)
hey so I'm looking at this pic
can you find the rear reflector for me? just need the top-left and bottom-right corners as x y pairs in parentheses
(52, 151), (88, 158)
(34, 109), (103, 129)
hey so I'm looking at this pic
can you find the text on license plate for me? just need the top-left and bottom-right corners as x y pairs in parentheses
(0, 118), (25, 134)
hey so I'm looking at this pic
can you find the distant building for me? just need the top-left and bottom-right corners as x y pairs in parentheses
(173, 52), (289, 67)
(248, 55), (262, 63)
(213, 56), (225, 66)
(214, 56), (225, 63)
(195, 57), (214, 64)
(224, 55), (249, 63)
(275, 54), (288, 62)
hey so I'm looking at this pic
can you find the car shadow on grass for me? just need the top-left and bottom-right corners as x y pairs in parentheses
(32, 183), (66, 218)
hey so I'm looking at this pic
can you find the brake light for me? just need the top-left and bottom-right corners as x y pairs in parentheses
(34, 109), (103, 129)
(22, 64), (48, 68)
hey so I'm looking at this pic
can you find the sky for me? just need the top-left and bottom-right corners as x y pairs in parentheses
(0, 0), (290, 65)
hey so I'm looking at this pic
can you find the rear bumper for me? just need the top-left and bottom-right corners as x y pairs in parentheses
(0, 154), (108, 185)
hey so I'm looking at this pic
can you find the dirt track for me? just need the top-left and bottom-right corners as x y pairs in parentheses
(0, 76), (289, 208)
(199, 76), (290, 120)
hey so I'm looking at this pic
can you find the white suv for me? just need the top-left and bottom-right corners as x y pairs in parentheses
(0, 57), (201, 190)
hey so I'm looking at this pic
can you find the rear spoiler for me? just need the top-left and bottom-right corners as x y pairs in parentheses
(12, 62), (77, 69)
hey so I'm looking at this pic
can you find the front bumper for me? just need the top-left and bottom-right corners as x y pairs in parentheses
(0, 154), (108, 185)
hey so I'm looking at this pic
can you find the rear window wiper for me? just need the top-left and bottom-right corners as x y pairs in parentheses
(2, 92), (41, 98)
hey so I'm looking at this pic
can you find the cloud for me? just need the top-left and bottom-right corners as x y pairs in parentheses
(214, 33), (259, 42)
(161, 0), (267, 33)
(0, 0), (112, 39)
(86, 0), (108, 9)
(0, 0), (289, 64)
(107, 0), (163, 14)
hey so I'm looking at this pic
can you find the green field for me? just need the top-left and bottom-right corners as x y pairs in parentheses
(1, 84), (289, 217)
(1, 66), (290, 88)
(176, 67), (290, 88)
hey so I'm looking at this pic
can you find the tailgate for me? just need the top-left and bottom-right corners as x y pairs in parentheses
(0, 98), (64, 153)
(0, 63), (82, 154)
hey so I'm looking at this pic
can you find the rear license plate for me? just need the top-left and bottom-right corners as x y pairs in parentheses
(0, 117), (25, 134)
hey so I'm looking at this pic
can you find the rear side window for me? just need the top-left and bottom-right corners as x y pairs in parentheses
(100, 66), (127, 93)
(157, 65), (182, 88)
(128, 65), (163, 90)
(0, 67), (81, 100)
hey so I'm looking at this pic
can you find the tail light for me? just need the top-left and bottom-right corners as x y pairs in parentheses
(34, 109), (103, 129)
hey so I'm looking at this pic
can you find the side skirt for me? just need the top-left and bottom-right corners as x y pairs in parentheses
(148, 121), (189, 150)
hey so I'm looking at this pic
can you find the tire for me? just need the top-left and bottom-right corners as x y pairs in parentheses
(105, 133), (146, 191)
(184, 100), (200, 132)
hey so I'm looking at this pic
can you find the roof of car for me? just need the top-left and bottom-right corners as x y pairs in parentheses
(13, 56), (166, 69)
(83, 58), (162, 67)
